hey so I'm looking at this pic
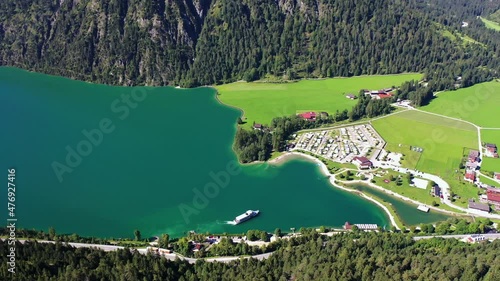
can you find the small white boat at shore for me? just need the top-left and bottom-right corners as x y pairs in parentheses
(417, 205), (430, 213)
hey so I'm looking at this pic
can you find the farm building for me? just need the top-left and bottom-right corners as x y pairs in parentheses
(495, 173), (500, 181)
(253, 123), (263, 130)
(377, 93), (393, 99)
(487, 188), (500, 206)
(468, 199), (490, 213)
(298, 112), (317, 121)
(346, 94), (356, 100)
(464, 170), (476, 182)
(363, 88), (395, 100)
(352, 156), (373, 169)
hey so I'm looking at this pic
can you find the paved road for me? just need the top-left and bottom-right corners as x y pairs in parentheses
(4, 239), (274, 264)
(413, 233), (500, 241)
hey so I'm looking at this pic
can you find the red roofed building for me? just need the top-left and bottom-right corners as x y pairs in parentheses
(343, 221), (353, 230)
(495, 173), (500, 181)
(298, 112), (317, 121)
(464, 170), (476, 182)
(352, 156), (373, 169)
(377, 93), (393, 99)
(487, 188), (500, 206)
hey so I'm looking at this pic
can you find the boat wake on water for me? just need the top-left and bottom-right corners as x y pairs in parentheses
(225, 221), (237, 225)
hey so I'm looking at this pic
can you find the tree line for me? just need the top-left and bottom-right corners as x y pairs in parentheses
(3, 230), (500, 280)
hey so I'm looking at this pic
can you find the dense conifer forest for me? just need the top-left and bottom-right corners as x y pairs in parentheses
(2, 231), (500, 280)
(1, 0), (499, 89)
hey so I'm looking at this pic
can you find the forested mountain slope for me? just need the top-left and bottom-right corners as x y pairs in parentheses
(0, 0), (498, 87)
(0, 0), (211, 85)
(2, 232), (500, 280)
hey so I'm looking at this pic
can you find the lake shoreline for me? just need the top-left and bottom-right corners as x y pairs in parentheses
(268, 151), (399, 229)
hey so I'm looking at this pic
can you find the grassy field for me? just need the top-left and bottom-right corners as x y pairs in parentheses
(422, 81), (500, 128)
(482, 158), (500, 174)
(372, 110), (480, 207)
(373, 110), (477, 176)
(480, 176), (499, 188)
(216, 74), (422, 128)
(481, 17), (500, 31)
(481, 130), (500, 173)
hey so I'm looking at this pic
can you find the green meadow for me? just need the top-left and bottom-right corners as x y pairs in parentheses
(422, 81), (500, 128)
(216, 74), (422, 128)
(480, 176), (499, 188)
(481, 130), (500, 173)
(481, 17), (500, 31)
(373, 110), (480, 207)
(373, 110), (477, 176)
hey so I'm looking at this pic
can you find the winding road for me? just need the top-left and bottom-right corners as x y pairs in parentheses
(5, 239), (274, 264)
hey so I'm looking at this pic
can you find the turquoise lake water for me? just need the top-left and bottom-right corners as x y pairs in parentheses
(0, 67), (394, 238)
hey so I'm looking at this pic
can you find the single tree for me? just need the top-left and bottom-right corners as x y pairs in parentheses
(134, 229), (141, 241)
(49, 227), (56, 240)
(274, 228), (282, 238)
(159, 234), (170, 248)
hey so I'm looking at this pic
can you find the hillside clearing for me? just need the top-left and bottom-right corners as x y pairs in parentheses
(422, 81), (500, 128)
(481, 17), (500, 31)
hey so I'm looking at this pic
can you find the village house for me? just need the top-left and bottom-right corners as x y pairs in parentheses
(192, 243), (202, 252)
(487, 187), (500, 206)
(431, 184), (442, 198)
(465, 161), (479, 170)
(464, 170), (476, 182)
(495, 172), (500, 181)
(468, 199), (490, 213)
(352, 156), (373, 169)
(346, 94), (356, 100)
(466, 234), (486, 244)
(468, 150), (480, 162)
(253, 123), (263, 131)
(484, 143), (498, 158)
(298, 112), (317, 121)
